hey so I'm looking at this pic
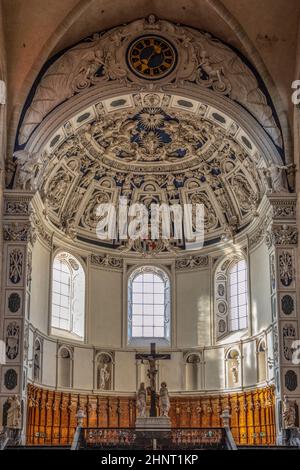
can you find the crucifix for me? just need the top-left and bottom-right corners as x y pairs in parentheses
(135, 342), (171, 417)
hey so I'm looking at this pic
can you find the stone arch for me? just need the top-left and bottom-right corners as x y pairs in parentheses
(57, 345), (73, 388)
(257, 338), (267, 383)
(184, 352), (202, 391)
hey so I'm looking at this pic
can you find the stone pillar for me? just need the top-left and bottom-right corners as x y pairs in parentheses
(1, 189), (35, 443)
(265, 194), (299, 443)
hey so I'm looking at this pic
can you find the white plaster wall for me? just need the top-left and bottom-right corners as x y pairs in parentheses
(159, 352), (184, 391)
(114, 351), (136, 391)
(204, 347), (225, 390)
(176, 269), (211, 348)
(88, 267), (122, 347)
(243, 340), (257, 386)
(42, 339), (57, 387)
(250, 242), (272, 335)
(26, 243), (274, 393)
(73, 346), (93, 390)
(30, 239), (51, 334)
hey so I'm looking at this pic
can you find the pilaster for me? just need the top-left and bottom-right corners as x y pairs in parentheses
(264, 194), (299, 443)
(1, 189), (35, 442)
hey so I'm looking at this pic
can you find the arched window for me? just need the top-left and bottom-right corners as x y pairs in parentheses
(51, 252), (85, 340)
(228, 260), (248, 332)
(128, 266), (170, 343)
(57, 346), (72, 388)
(215, 257), (248, 339)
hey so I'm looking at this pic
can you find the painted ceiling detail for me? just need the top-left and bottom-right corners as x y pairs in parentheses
(15, 92), (270, 251)
(17, 15), (282, 149)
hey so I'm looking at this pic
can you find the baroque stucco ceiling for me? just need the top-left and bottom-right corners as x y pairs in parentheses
(10, 15), (291, 253)
(30, 91), (265, 252)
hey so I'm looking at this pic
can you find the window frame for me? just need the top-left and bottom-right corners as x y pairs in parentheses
(50, 252), (86, 341)
(127, 266), (171, 346)
(215, 256), (249, 341)
(228, 259), (248, 332)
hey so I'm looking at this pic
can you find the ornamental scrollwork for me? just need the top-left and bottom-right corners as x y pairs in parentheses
(17, 15), (281, 148)
(90, 254), (123, 269)
(6, 321), (20, 360)
(279, 251), (294, 287)
(175, 255), (209, 270)
(8, 249), (24, 285)
(265, 225), (298, 248)
(4, 200), (30, 215)
(19, 97), (265, 251)
(271, 201), (296, 219)
(4, 223), (35, 244)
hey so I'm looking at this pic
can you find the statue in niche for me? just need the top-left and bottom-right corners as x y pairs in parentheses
(231, 363), (239, 384)
(6, 395), (22, 429)
(97, 354), (112, 390)
(136, 382), (147, 418)
(282, 395), (297, 429)
(159, 382), (170, 417)
(260, 164), (294, 193)
(99, 363), (110, 390)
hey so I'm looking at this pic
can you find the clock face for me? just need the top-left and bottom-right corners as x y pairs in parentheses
(127, 35), (177, 80)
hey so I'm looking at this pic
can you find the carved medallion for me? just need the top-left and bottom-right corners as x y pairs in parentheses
(281, 295), (294, 316)
(218, 319), (226, 334)
(127, 35), (177, 80)
(8, 292), (21, 313)
(217, 302), (227, 315)
(285, 370), (298, 392)
(4, 368), (18, 390)
(217, 284), (225, 297)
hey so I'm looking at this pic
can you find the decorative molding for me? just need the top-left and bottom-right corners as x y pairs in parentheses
(3, 191), (35, 216)
(4, 222), (35, 243)
(175, 255), (209, 270)
(31, 212), (52, 247)
(278, 251), (294, 288)
(248, 213), (272, 250)
(272, 200), (296, 219)
(15, 92), (264, 253)
(265, 225), (298, 248)
(4, 200), (30, 216)
(17, 15), (281, 148)
(90, 254), (123, 269)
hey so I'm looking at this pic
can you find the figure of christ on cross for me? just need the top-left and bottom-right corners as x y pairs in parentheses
(135, 342), (171, 417)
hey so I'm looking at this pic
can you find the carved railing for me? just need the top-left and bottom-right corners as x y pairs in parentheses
(72, 427), (230, 450)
